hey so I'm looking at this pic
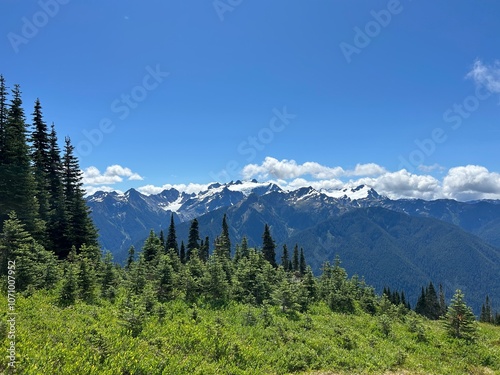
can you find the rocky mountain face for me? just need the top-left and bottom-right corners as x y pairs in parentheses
(86, 180), (500, 312)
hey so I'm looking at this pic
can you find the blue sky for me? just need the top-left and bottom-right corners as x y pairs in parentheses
(1, 0), (500, 200)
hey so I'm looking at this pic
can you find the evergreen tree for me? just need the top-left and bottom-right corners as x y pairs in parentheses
(46, 124), (70, 255)
(101, 251), (118, 301)
(142, 230), (161, 262)
(159, 229), (165, 248)
(281, 244), (290, 271)
(443, 289), (477, 341)
(200, 236), (210, 262)
(292, 244), (299, 272)
(214, 214), (231, 258)
(203, 255), (230, 304)
(0, 84), (40, 236)
(240, 236), (249, 259)
(78, 257), (98, 303)
(157, 255), (174, 302)
(60, 262), (79, 306)
(480, 295), (493, 323)
(126, 245), (136, 269)
(261, 224), (277, 267)
(0, 211), (57, 291)
(165, 213), (179, 256)
(299, 247), (306, 275)
(186, 218), (200, 261)
(62, 137), (98, 255)
(30, 99), (51, 241)
(179, 241), (186, 264)
(415, 287), (427, 316)
(425, 282), (441, 320)
(439, 283), (447, 316)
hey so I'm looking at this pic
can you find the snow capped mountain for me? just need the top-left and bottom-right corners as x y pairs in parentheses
(86, 180), (384, 261)
(321, 184), (381, 200)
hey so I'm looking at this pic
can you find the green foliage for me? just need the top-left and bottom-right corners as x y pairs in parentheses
(4, 289), (500, 375)
(444, 289), (478, 341)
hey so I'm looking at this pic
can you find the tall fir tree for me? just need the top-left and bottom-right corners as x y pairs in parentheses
(30, 99), (51, 244)
(179, 240), (186, 264)
(292, 244), (299, 272)
(444, 289), (477, 340)
(480, 295), (493, 323)
(187, 218), (200, 261)
(261, 224), (277, 267)
(240, 236), (249, 259)
(62, 136), (98, 256)
(299, 247), (306, 275)
(281, 244), (290, 271)
(165, 213), (179, 256)
(0, 85), (40, 237)
(46, 124), (70, 255)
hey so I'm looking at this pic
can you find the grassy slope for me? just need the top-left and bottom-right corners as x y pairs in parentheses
(2, 290), (500, 375)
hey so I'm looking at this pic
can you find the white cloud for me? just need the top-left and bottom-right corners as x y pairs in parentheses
(241, 157), (387, 180)
(442, 165), (500, 200)
(348, 163), (387, 176)
(466, 59), (500, 94)
(82, 165), (143, 185)
(358, 170), (441, 200)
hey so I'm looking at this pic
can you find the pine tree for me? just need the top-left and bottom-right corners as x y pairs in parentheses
(214, 214), (231, 258)
(62, 137), (98, 255)
(292, 244), (299, 272)
(281, 244), (290, 271)
(299, 247), (306, 275)
(157, 255), (174, 302)
(126, 245), (136, 269)
(30, 99), (51, 236)
(200, 236), (210, 262)
(240, 236), (249, 259)
(60, 262), (79, 306)
(187, 218), (200, 261)
(159, 229), (165, 248)
(180, 240), (186, 264)
(78, 257), (98, 303)
(443, 289), (477, 341)
(101, 251), (117, 301)
(480, 295), (493, 323)
(425, 282), (441, 320)
(142, 229), (161, 262)
(439, 283), (447, 316)
(261, 224), (277, 267)
(46, 124), (70, 255)
(415, 287), (427, 316)
(165, 213), (179, 256)
(0, 85), (40, 236)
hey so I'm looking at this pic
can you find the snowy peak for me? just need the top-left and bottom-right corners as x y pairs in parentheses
(322, 185), (381, 201)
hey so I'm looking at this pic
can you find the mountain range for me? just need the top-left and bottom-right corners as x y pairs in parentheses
(86, 180), (500, 313)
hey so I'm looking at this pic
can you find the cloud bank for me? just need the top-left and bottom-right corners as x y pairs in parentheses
(83, 159), (500, 201)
